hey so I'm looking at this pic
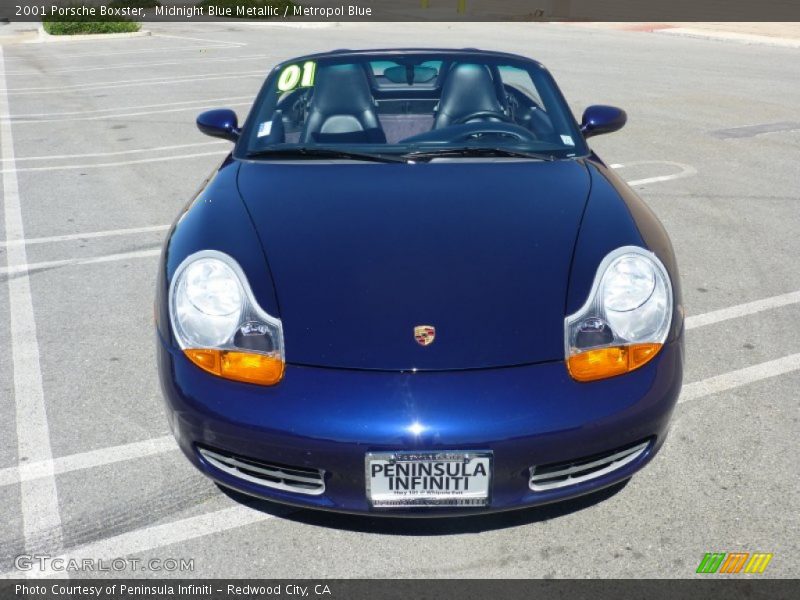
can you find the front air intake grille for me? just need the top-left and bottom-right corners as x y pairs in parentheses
(529, 440), (650, 492)
(199, 447), (325, 496)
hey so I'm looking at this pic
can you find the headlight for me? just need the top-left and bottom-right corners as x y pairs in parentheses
(565, 246), (672, 382)
(169, 250), (284, 385)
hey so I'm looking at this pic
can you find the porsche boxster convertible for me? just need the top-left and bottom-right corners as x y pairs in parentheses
(156, 49), (683, 515)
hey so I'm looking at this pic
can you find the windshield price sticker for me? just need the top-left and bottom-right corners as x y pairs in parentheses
(277, 61), (317, 92)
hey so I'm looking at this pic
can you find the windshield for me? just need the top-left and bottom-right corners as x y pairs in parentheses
(236, 52), (588, 160)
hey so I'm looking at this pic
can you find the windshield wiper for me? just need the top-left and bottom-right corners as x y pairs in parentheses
(403, 147), (556, 162)
(245, 147), (406, 163)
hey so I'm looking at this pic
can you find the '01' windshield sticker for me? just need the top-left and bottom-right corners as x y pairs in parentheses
(277, 61), (316, 92)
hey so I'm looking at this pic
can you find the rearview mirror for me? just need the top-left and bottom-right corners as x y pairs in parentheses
(197, 109), (240, 141)
(580, 105), (627, 138)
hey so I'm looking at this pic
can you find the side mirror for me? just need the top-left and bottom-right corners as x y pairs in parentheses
(197, 109), (240, 142)
(580, 105), (627, 138)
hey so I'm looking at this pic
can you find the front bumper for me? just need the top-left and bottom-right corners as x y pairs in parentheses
(158, 334), (683, 516)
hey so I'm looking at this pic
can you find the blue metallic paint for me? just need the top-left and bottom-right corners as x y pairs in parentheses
(566, 158), (684, 343)
(580, 105), (628, 139)
(155, 157), (281, 344)
(158, 329), (681, 516)
(155, 50), (684, 515)
(196, 109), (240, 142)
(236, 159), (591, 370)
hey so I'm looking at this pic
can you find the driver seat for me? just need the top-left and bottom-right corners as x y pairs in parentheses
(433, 63), (505, 129)
(301, 64), (386, 144)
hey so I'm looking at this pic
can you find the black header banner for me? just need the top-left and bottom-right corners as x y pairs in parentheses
(2, 579), (799, 600)
(2, 0), (800, 23)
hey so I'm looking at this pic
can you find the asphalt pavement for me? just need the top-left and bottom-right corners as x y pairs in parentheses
(0, 21), (798, 578)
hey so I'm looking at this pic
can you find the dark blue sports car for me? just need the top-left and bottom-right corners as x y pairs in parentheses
(156, 49), (683, 516)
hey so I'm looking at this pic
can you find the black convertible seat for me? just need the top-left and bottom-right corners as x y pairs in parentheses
(301, 64), (386, 144)
(434, 63), (504, 129)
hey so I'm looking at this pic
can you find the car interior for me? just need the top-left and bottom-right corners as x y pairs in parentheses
(253, 58), (563, 149)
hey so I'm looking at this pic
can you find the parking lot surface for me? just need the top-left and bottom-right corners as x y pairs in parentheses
(0, 21), (798, 578)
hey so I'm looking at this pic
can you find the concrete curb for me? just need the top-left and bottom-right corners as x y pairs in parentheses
(657, 27), (800, 49)
(28, 25), (151, 43)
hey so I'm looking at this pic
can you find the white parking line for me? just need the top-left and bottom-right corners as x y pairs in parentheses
(11, 102), (253, 125)
(5, 44), (241, 60)
(5, 55), (267, 76)
(0, 150), (227, 174)
(627, 171), (697, 186)
(0, 225), (170, 248)
(7, 70), (265, 96)
(0, 436), (177, 488)
(0, 46), (64, 560)
(153, 33), (247, 47)
(619, 161), (698, 187)
(0, 141), (226, 163)
(9, 69), (263, 92)
(679, 352), (800, 403)
(0, 249), (162, 276)
(0, 505), (279, 579)
(685, 290), (800, 329)
(8, 95), (251, 120)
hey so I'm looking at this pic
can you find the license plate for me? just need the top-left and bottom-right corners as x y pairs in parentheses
(366, 451), (492, 508)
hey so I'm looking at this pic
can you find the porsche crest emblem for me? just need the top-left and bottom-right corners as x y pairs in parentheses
(414, 325), (436, 347)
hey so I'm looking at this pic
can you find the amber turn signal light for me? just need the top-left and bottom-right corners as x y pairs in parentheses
(184, 349), (285, 386)
(567, 343), (662, 382)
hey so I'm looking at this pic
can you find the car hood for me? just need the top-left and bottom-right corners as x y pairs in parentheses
(237, 159), (591, 370)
